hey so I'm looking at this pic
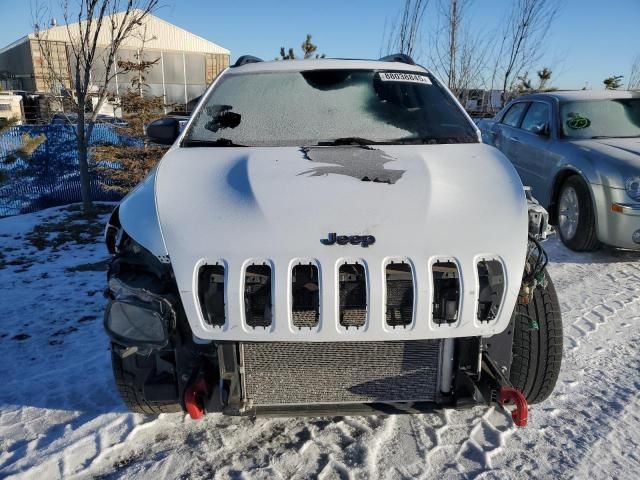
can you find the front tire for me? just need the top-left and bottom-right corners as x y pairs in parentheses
(509, 271), (563, 404)
(557, 175), (601, 251)
(111, 347), (183, 414)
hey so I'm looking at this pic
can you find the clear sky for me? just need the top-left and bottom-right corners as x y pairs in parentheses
(1, 0), (638, 90)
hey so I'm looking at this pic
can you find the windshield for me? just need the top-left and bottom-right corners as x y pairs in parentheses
(183, 69), (478, 147)
(560, 98), (640, 139)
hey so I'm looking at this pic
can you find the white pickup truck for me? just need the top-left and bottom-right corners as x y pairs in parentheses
(103, 54), (561, 426)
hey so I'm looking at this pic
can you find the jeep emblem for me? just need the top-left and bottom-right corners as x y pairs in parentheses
(320, 233), (376, 247)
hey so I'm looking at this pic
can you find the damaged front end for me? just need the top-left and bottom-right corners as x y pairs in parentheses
(103, 224), (218, 413)
(102, 186), (558, 426)
(104, 209), (178, 357)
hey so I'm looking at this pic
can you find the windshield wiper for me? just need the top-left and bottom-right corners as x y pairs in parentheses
(316, 136), (469, 146)
(316, 137), (382, 146)
(183, 138), (246, 147)
(394, 136), (464, 144)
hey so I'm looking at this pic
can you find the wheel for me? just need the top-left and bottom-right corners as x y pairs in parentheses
(557, 175), (601, 251)
(111, 346), (183, 414)
(510, 270), (563, 404)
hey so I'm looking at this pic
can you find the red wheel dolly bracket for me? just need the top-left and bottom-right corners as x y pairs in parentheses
(184, 378), (210, 420)
(499, 387), (529, 427)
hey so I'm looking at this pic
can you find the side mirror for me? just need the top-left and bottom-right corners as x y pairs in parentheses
(532, 122), (550, 136)
(146, 117), (183, 145)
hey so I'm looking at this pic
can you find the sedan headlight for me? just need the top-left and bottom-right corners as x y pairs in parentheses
(625, 176), (640, 202)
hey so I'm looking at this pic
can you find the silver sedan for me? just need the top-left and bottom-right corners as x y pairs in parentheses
(478, 90), (640, 251)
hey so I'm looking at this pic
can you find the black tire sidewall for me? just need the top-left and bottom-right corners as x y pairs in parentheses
(111, 345), (183, 414)
(509, 271), (563, 404)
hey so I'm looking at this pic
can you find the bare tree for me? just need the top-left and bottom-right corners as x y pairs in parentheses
(628, 54), (640, 90)
(382, 0), (430, 59)
(489, 0), (560, 106)
(33, 0), (159, 213)
(429, 0), (490, 100)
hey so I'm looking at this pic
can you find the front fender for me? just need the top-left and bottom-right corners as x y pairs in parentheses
(567, 145), (628, 188)
(106, 168), (169, 259)
(549, 166), (598, 223)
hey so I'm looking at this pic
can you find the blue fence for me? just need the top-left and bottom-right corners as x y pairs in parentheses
(0, 124), (134, 217)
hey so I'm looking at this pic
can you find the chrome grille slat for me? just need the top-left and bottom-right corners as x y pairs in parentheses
(241, 340), (441, 406)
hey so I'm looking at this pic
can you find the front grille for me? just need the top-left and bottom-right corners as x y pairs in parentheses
(241, 340), (441, 406)
(194, 254), (506, 332)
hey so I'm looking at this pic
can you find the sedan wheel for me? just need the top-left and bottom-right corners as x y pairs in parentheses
(558, 186), (579, 240)
(556, 176), (601, 252)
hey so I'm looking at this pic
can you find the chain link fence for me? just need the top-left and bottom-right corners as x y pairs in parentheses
(0, 124), (136, 217)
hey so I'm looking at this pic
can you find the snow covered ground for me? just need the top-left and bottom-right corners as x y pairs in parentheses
(1, 204), (639, 479)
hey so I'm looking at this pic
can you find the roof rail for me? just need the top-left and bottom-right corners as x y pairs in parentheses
(379, 53), (415, 65)
(231, 55), (264, 68)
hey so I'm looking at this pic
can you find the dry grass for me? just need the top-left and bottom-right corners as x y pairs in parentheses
(24, 204), (113, 251)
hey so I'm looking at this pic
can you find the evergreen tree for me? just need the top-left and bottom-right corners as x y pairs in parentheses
(516, 72), (533, 92)
(301, 34), (318, 59)
(603, 75), (624, 90)
(278, 35), (325, 60)
(92, 46), (167, 194)
(537, 67), (552, 90)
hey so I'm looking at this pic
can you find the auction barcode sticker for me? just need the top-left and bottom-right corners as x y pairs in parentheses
(379, 72), (431, 84)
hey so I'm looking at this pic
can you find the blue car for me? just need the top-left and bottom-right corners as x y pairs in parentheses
(478, 91), (640, 251)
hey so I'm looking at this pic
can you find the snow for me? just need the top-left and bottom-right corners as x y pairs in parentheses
(1, 205), (639, 479)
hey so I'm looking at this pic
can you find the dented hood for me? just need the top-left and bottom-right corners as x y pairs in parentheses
(154, 143), (528, 341)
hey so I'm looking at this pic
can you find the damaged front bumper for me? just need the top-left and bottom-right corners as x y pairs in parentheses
(190, 336), (526, 424)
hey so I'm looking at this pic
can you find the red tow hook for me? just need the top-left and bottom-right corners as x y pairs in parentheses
(184, 378), (210, 420)
(499, 387), (529, 427)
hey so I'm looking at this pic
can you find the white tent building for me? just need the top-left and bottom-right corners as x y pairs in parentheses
(0, 11), (230, 113)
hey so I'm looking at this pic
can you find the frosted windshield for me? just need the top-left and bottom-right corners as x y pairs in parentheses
(184, 70), (477, 146)
(560, 99), (640, 139)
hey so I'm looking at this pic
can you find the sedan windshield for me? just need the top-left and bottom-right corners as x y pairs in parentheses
(560, 98), (640, 139)
(183, 69), (478, 147)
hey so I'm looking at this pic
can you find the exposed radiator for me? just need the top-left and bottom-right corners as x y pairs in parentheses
(241, 340), (441, 406)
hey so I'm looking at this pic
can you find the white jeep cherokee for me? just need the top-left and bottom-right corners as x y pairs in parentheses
(104, 54), (562, 425)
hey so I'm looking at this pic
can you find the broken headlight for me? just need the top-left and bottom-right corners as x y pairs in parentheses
(104, 275), (176, 351)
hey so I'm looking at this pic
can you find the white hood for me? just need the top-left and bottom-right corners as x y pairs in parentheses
(154, 143), (528, 341)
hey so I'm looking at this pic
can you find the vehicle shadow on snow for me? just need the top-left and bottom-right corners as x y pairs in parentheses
(0, 343), (131, 474)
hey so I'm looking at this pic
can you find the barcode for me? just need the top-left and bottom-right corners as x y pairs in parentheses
(379, 72), (431, 84)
